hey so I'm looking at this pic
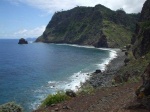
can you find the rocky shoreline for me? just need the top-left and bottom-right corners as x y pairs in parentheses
(84, 49), (126, 88)
(34, 48), (147, 112)
(34, 46), (150, 112)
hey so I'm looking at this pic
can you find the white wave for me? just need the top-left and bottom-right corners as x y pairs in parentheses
(28, 41), (33, 43)
(96, 48), (118, 71)
(97, 59), (110, 71)
(63, 71), (91, 91)
(56, 44), (119, 62)
(31, 71), (91, 110)
(48, 81), (58, 87)
(56, 43), (95, 49)
(30, 46), (119, 110)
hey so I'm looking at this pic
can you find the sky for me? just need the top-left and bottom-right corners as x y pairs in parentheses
(0, 0), (146, 39)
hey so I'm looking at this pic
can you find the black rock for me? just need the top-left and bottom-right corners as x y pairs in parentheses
(95, 34), (108, 48)
(124, 58), (130, 65)
(94, 69), (102, 73)
(66, 89), (76, 97)
(18, 38), (28, 44)
(125, 52), (128, 56)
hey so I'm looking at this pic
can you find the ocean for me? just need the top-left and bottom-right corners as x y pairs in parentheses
(0, 39), (117, 111)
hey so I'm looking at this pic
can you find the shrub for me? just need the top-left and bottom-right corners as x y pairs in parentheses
(41, 91), (70, 107)
(0, 102), (23, 112)
(78, 84), (95, 95)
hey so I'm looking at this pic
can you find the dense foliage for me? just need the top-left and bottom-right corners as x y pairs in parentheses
(41, 91), (70, 107)
(36, 4), (139, 48)
(0, 102), (23, 112)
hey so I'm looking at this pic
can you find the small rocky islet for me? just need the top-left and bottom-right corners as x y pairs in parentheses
(18, 38), (28, 44)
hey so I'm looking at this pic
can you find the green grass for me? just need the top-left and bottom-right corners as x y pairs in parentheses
(139, 21), (150, 30)
(128, 76), (141, 83)
(103, 20), (132, 47)
(78, 84), (95, 95)
(114, 50), (150, 85)
(41, 91), (70, 107)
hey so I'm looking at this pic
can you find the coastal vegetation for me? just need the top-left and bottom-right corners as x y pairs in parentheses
(34, 0), (150, 111)
(40, 91), (70, 107)
(39, 85), (95, 108)
(0, 102), (22, 112)
(1, 0), (150, 111)
(36, 4), (139, 48)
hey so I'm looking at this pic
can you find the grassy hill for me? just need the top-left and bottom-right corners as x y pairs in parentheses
(36, 4), (139, 48)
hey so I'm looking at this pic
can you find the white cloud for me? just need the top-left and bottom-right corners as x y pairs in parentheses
(13, 25), (46, 38)
(7, 0), (146, 13)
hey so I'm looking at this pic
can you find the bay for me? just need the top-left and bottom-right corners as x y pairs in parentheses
(0, 39), (116, 111)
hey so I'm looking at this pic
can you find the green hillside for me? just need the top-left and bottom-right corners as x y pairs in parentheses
(36, 4), (139, 48)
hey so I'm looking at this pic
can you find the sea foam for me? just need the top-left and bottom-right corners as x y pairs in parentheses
(31, 44), (118, 110)
(97, 48), (118, 71)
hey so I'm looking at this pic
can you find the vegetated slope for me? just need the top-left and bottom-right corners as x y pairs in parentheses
(132, 0), (150, 58)
(36, 4), (139, 48)
(34, 1), (150, 112)
(114, 0), (150, 87)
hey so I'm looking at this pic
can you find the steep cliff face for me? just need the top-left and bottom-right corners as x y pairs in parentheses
(36, 4), (139, 48)
(132, 0), (150, 58)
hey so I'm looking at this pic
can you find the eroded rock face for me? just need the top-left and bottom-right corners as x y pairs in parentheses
(136, 63), (150, 97)
(94, 35), (108, 48)
(135, 63), (150, 110)
(141, 63), (150, 96)
(132, 0), (150, 58)
(18, 38), (28, 44)
(140, 0), (150, 22)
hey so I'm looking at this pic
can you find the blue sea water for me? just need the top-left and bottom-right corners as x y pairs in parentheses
(0, 39), (117, 111)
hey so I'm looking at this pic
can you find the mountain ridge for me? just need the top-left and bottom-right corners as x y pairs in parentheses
(36, 4), (139, 48)
(132, 0), (150, 58)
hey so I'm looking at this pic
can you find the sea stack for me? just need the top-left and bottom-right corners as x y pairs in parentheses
(18, 38), (28, 44)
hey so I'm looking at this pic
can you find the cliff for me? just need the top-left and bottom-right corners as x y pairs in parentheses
(36, 4), (139, 48)
(33, 1), (150, 112)
(132, 0), (150, 58)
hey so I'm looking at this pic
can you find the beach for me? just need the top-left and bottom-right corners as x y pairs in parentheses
(34, 49), (141, 112)
(82, 48), (126, 88)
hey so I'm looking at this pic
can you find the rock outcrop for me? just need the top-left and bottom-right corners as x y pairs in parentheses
(94, 69), (102, 74)
(36, 4), (139, 48)
(65, 89), (76, 97)
(135, 63), (150, 110)
(18, 38), (28, 44)
(132, 0), (150, 58)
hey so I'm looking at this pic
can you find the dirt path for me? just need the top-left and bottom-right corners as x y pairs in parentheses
(34, 81), (149, 112)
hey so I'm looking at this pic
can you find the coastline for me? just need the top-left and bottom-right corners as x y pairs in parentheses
(34, 48), (127, 112)
(83, 48), (126, 88)
(32, 45), (125, 111)
(54, 44), (124, 91)
(30, 44), (124, 111)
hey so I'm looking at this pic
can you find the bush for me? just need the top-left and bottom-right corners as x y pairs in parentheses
(0, 102), (23, 112)
(41, 91), (70, 107)
(78, 84), (95, 95)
